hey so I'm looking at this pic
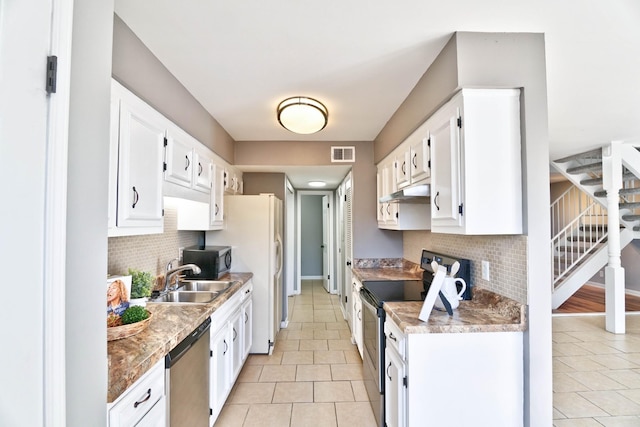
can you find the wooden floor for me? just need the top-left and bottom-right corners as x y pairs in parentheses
(554, 284), (640, 313)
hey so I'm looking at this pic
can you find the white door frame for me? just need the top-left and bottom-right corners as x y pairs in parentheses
(296, 190), (335, 294)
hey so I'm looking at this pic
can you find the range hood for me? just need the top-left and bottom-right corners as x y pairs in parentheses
(379, 184), (430, 203)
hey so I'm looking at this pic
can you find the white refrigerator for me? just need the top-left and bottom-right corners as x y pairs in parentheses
(206, 194), (283, 354)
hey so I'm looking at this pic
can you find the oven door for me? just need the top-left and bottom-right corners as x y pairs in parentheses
(361, 296), (384, 427)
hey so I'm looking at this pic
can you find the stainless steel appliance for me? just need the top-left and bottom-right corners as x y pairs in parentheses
(182, 245), (232, 279)
(165, 317), (211, 427)
(360, 250), (471, 427)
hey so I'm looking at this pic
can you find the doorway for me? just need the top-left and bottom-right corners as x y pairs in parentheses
(296, 190), (335, 294)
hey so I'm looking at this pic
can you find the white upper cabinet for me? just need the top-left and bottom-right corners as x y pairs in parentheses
(109, 80), (164, 236)
(193, 148), (213, 193)
(409, 136), (430, 183)
(164, 124), (194, 188)
(209, 163), (225, 229)
(430, 88), (522, 235)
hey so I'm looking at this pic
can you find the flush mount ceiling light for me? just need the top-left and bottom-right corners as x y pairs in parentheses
(308, 181), (327, 188)
(277, 96), (328, 134)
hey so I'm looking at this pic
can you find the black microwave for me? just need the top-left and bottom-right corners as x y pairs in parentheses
(182, 245), (232, 279)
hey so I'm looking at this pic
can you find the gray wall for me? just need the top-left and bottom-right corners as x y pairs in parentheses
(235, 140), (403, 258)
(377, 32), (551, 426)
(112, 15), (235, 163)
(243, 172), (286, 200)
(66, 1), (114, 425)
(301, 195), (324, 276)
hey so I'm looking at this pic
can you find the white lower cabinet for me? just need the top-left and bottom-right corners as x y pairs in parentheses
(351, 279), (363, 359)
(210, 280), (253, 425)
(107, 358), (166, 427)
(384, 317), (523, 426)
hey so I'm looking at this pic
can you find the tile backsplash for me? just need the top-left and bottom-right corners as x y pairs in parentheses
(403, 230), (528, 304)
(108, 205), (201, 281)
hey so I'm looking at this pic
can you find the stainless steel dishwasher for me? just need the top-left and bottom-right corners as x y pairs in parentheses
(165, 317), (211, 427)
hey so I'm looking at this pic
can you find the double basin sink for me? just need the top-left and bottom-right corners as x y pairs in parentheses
(150, 280), (236, 304)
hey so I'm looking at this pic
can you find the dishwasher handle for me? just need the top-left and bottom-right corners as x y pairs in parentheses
(166, 317), (211, 368)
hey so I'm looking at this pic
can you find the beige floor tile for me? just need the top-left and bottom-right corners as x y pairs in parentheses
(350, 380), (368, 401)
(617, 388), (640, 405)
(314, 381), (355, 402)
(273, 382), (314, 403)
(259, 365), (297, 382)
(243, 403), (292, 426)
(556, 356), (608, 372)
(286, 322), (303, 330)
(335, 402), (377, 427)
(326, 322), (348, 330)
(593, 415), (640, 426)
(574, 341), (622, 355)
(554, 407), (567, 419)
(246, 352), (283, 366)
(296, 364), (332, 381)
(588, 355), (640, 370)
(553, 392), (609, 418)
(275, 339), (300, 352)
(287, 329), (316, 340)
(314, 329), (341, 340)
(314, 350), (346, 365)
(568, 371), (626, 391)
(314, 310), (337, 322)
(300, 339), (329, 351)
(603, 370), (640, 389)
(338, 329), (353, 340)
(616, 353), (640, 365)
(213, 404), (249, 427)
(291, 402), (337, 427)
(344, 350), (362, 364)
(580, 390), (640, 416)
(554, 332), (583, 343)
(555, 342), (596, 356)
(281, 350), (314, 365)
(328, 339), (356, 351)
(331, 364), (364, 381)
(302, 322), (327, 330)
(237, 365), (263, 383)
(230, 382), (276, 404)
(314, 304), (335, 310)
(554, 373), (591, 393)
(291, 311), (315, 322)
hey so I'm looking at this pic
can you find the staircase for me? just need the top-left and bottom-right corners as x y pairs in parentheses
(550, 142), (640, 309)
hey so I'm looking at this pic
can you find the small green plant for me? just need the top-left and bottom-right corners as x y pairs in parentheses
(121, 306), (149, 325)
(128, 268), (154, 299)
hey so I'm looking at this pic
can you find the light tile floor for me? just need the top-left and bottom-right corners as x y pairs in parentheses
(215, 279), (377, 427)
(553, 313), (640, 426)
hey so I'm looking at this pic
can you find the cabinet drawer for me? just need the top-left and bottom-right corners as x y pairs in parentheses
(109, 359), (165, 427)
(384, 319), (406, 359)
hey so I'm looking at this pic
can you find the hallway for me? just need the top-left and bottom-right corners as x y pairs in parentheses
(214, 279), (376, 426)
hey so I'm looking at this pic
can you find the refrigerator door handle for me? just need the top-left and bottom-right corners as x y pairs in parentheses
(275, 235), (283, 278)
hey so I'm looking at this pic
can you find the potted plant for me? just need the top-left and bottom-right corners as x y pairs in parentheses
(128, 268), (154, 307)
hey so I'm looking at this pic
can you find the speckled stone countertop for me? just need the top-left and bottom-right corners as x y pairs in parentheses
(384, 287), (527, 334)
(351, 259), (423, 282)
(107, 272), (253, 403)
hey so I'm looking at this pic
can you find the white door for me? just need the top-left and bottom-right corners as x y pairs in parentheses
(322, 195), (330, 292)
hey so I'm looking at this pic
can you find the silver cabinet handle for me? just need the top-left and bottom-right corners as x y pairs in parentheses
(133, 388), (151, 408)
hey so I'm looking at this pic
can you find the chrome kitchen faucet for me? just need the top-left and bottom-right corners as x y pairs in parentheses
(163, 263), (201, 292)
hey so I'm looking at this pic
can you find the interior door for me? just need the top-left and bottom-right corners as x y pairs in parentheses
(322, 195), (330, 292)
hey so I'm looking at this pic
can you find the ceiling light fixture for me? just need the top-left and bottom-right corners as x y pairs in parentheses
(277, 96), (328, 134)
(308, 181), (327, 188)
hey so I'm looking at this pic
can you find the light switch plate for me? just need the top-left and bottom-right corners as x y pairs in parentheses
(482, 260), (490, 281)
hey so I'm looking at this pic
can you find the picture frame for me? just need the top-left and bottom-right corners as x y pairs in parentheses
(107, 275), (132, 316)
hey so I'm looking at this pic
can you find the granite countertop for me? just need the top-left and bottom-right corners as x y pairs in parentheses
(107, 272), (253, 403)
(351, 259), (423, 282)
(384, 287), (527, 334)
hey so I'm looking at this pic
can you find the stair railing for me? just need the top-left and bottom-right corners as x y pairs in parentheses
(551, 197), (607, 289)
(551, 185), (590, 237)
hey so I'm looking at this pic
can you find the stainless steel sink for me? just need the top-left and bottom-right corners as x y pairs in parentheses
(177, 280), (235, 293)
(152, 291), (219, 304)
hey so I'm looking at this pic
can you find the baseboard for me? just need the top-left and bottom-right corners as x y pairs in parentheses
(585, 281), (640, 297)
(301, 275), (324, 280)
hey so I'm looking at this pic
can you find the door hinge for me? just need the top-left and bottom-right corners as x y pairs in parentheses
(163, 162), (167, 172)
(395, 212), (399, 218)
(327, 274), (330, 280)
(344, 194), (347, 202)
(345, 295), (348, 303)
(457, 117), (462, 128)
(163, 136), (168, 147)
(403, 376), (408, 387)
(210, 350), (213, 357)
(427, 137), (431, 147)
(162, 209), (165, 217)
(46, 56), (58, 94)
(327, 203), (330, 208)
(428, 160), (431, 168)
(458, 203), (464, 215)
(210, 408), (213, 416)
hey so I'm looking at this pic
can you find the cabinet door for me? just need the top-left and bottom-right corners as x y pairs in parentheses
(210, 164), (225, 228)
(210, 324), (231, 418)
(108, 93), (120, 233)
(382, 161), (398, 225)
(395, 151), (411, 189)
(164, 125), (193, 188)
(193, 149), (212, 193)
(430, 106), (462, 227)
(410, 136), (430, 182)
(376, 168), (385, 225)
(242, 298), (253, 360)
(230, 309), (243, 380)
(385, 346), (405, 427)
(133, 396), (166, 427)
(351, 281), (363, 359)
(116, 94), (165, 229)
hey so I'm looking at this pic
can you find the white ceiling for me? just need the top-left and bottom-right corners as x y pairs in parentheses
(115, 0), (640, 188)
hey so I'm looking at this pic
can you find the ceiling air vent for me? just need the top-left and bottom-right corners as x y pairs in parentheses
(331, 146), (355, 163)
